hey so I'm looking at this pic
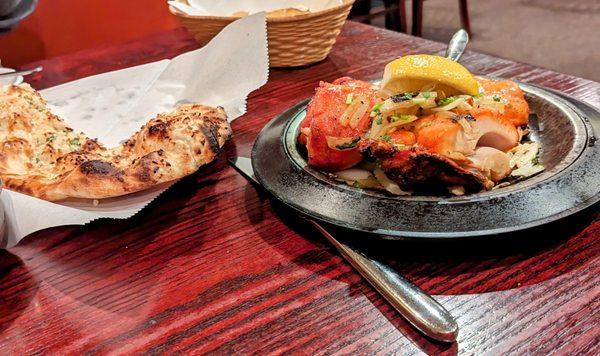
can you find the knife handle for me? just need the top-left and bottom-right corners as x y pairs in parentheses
(307, 219), (458, 342)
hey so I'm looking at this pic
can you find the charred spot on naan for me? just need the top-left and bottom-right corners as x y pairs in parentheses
(147, 120), (170, 138)
(81, 138), (105, 152)
(79, 160), (117, 175)
(131, 150), (168, 183)
(199, 122), (221, 158)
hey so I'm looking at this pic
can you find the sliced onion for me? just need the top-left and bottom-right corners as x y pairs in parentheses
(431, 110), (456, 120)
(378, 115), (418, 137)
(369, 115), (388, 138)
(357, 176), (383, 189)
(431, 97), (466, 112)
(335, 168), (372, 181)
(339, 94), (368, 127)
(511, 164), (544, 177)
(457, 101), (473, 111)
(349, 97), (370, 128)
(300, 127), (311, 137)
(379, 99), (418, 116)
(448, 186), (465, 196)
(508, 142), (545, 178)
(508, 142), (538, 168)
(373, 168), (408, 195)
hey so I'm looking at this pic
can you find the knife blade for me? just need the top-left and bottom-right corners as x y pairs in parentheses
(228, 156), (458, 342)
(0, 66), (42, 78)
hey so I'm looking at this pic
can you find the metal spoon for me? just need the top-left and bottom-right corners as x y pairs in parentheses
(445, 29), (469, 62)
(0, 66), (42, 78)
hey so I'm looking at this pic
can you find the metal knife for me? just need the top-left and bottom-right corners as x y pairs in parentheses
(0, 66), (43, 78)
(229, 156), (458, 342)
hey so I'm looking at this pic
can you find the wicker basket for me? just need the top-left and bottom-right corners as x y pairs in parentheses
(169, 0), (355, 67)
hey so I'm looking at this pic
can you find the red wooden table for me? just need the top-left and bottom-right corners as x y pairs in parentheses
(0, 22), (598, 354)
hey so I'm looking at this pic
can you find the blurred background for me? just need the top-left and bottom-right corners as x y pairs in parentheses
(0, 0), (598, 81)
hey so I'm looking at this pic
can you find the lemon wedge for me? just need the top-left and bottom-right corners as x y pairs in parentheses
(381, 54), (481, 96)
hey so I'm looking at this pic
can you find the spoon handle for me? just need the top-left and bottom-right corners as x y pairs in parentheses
(445, 29), (469, 62)
(307, 220), (459, 342)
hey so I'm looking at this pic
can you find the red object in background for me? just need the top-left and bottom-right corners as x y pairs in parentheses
(0, 0), (180, 68)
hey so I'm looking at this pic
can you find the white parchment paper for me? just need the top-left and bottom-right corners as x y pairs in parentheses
(0, 13), (269, 248)
(168, 0), (343, 17)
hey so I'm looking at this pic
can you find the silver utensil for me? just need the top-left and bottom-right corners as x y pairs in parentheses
(229, 156), (458, 342)
(0, 66), (42, 78)
(445, 29), (469, 62)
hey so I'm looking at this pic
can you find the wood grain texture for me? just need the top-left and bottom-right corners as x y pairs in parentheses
(0, 22), (598, 355)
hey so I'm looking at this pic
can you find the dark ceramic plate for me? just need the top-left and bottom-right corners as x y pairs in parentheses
(252, 83), (600, 239)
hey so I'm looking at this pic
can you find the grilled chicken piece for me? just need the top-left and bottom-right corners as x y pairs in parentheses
(413, 114), (477, 158)
(298, 77), (379, 171)
(471, 111), (520, 151)
(413, 112), (519, 158)
(389, 129), (416, 145)
(362, 112), (514, 191)
(474, 77), (530, 127)
(359, 139), (492, 193)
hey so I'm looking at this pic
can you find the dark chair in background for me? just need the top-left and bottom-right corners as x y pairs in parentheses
(412, 0), (471, 37)
(350, 0), (407, 33)
(350, 0), (471, 37)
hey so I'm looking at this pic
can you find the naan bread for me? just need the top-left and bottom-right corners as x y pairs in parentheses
(0, 84), (232, 201)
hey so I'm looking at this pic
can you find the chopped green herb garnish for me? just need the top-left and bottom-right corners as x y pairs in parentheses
(474, 93), (484, 98)
(352, 181), (362, 188)
(422, 92), (431, 99)
(371, 102), (384, 114)
(35, 157), (40, 163)
(335, 137), (361, 150)
(493, 94), (501, 102)
(47, 134), (57, 142)
(437, 96), (456, 106)
(69, 137), (81, 149)
(380, 134), (391, 142)
(345, 93), (354, 105)
(375, 116), (383, 125)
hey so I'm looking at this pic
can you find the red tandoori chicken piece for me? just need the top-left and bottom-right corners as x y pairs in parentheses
(299, 77), (379, 171)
